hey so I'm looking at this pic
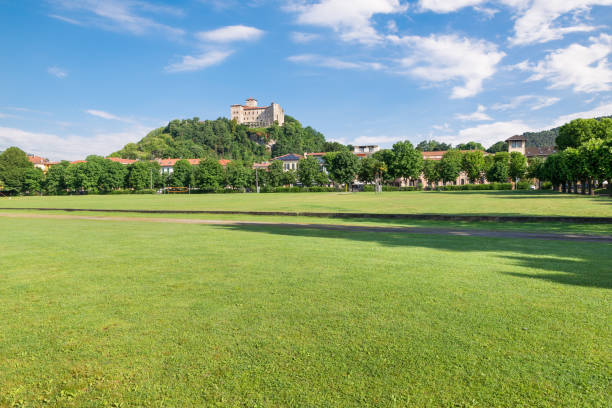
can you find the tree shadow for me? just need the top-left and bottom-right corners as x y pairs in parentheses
(212, 223), (612, 290)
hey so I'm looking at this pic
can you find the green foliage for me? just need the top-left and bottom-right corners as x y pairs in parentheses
(282, 169), (298, 186)
(194, 159), (225, 192)
(416, 140), (452, 152)
(170, 159), (194, 187)
(461, 151), (485, 183)
(0, 147), (34, 193)
(265, 160), (284, 187)
(357, 157), (384, 184)
(456, 141), (485, 151)
(486, 152), (510, 183)
(322, 141), (349, 152)
(297, 156), (322, 187)
(509, 152), (527, 181)
(390, 141), (424, 182)
(436, 183), (513, 191)
(126, 161), (161, 190)
(439, 150), (463, 184)
(372, 149), (395, 183)
(323, 151), (360, 188)
(422, 159), (441, 186)
(486, 141), (507, 154)
(225, 161), (250, 190)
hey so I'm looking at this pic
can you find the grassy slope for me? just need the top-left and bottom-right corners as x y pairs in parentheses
(1, 190), (611, 217)
(1, 217), (610, 407)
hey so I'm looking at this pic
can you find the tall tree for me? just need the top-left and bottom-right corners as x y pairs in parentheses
(486, 152), (510, 183)
(297, 156), (321, 187)
(461, 151), (485, 183)
(44, 161), (70, 194)
(265, 160), (284, 187)
(509, 152), (527, 183)
(0, 147), (34, 193)
(456, 141), (485, 151)
(357, 157), (383, 184)
(225, 161), (249, 190)
(486, 141), (508, 153)
(170, 159), (194, 187)
(323, 151), (360, 191)
(390, 141), (424, 186)
(194, 159), (225, 191)
(422, 159), (441, 188)
(439, 150), (463, 185)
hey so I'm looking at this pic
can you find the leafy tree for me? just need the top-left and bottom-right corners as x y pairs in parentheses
(282, 169), (298, 186)
(44, 161), (70, 194)
(422, 159), (441, 188)
(99, 160), (127, 192)
(486, 141), (508, 153)
(315, 170), (329, 186)
(486, 152), (510, 183)
(0, 147), (34, 193)
(461, 150), (485, 183)
(390, 141), (424, 186)
(555, 118), (612, 150)
(170, 159), (193, 187)
(23, 167), (44, 194)
(527, 157), (545, 188)
(456, 141), (485, 151)
(323, 141), (349, 152)
(578, 139), (606, 195)
(439, 150), (463, 184)
(357, 157), (383, 184)
(416, 140), (452, 152)
(372, 149), (395, 184)
(194, 158), (225, 191)
(297, 156), (322, 187)
(225, 161), (250, 190)
(324, 151), (360, 190)
(509, 152), (527, 182)
(265, 160), (284, 187)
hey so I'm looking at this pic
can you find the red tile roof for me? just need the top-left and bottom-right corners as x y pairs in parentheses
(157, 158), (231, 167)
(106, 157), (137, 165)
(28, 155), (46, 165)
(218, 159), (231, 166)
(70, 160), (87, 164)
(421, 150), (489, 160)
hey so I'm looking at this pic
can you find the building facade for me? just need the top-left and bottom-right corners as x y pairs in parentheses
(230, 98), (284, 128)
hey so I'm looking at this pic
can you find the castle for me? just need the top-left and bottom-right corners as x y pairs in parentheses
(230, 98), (284, 128)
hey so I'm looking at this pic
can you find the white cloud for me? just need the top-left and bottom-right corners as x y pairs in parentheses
(165, 50), (234, 73)
(455, 104), (493, 121)
(394, 34), (505, 98)
(418, 0), (487, 13)
(516, 34), (612, 93)
(289, 0), (407, 44)
(47, 66), (68, 78)
(492, 95), (561, 111)
(288, 54), (384, 70)
(552, 102), (612, 126)
(509, 0), (612, 46)
(439, 120), (533, 146)
(291, 31), (321, 43)
(0, 125), (149, 161)
(196, 25), (264, 43)
(50, 0), (184, 37)
(85, 109), (136, 122)
(432, 123), (451, 131)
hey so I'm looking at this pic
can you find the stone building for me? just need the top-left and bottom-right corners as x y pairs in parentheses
(230, 98), (284, 128)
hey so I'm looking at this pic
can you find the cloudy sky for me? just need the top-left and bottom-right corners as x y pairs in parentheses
(1, 0), (611, 159)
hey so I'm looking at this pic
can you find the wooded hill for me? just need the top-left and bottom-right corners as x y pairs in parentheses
(111, 115), (328, 162)
(522, 116), (612, 147)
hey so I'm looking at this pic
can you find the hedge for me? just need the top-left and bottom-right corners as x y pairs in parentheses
(435, 183), (513, 191)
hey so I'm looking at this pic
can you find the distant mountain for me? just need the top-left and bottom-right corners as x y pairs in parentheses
(111, 115), (328, 162)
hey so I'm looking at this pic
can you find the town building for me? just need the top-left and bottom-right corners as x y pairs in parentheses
(271, 153), (301, 171)
(230, 98), (284, 128)
(352, 145), (380, 156)
(157, 158), (230, 175)
(505, 135), (557, 158)
(27, 155), (58, 173)
(106, 157), (137, 165)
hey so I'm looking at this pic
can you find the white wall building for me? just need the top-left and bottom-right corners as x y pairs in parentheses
(230, 98), (284, 128)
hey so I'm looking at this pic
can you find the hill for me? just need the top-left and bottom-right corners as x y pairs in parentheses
(111, 115), (328, 162)
(523, 115), (612, 148)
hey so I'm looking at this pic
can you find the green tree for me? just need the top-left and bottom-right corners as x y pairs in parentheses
(323, 151), (360, 190)
(390, 141), (424, 186)
(282, 169), (298, 186)
(555, 118), (611, 150)
(456, 141), (485, 151)
(372, 149), (395, 184)
(509, 152), (527, 183)
(416, 140), (452, 151)
(461, 151), (485, 183)
(225, 161), (249, 190)
(23, 167), (44, 194)
(99, 160), (127, 192)
(439, 150), (463, 185)
(486, 141), (508, 153)
(170, 159), (193, 187)
(44, 161), (70, 194)
(0, 147), (34, 193)
(194, 159), (225, 191)
(357, 157), (382, 184)
(297, 156), (321, 187)
(527, 157), (545, 188)
(126, 162), (151, 190)
(265, 160), (284, 187)
(486, 152), (510, 183)
(422, 159), (441, 188)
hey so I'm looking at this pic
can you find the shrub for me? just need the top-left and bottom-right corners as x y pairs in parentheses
(516, 181), (531, 190)
(541, 181), (553, 190)
(133, 189), (156, 194)
(435, 183), (512, 191)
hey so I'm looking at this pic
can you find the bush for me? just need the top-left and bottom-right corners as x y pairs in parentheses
(133, 189), (156, 194)
(516, 181), (531, 190)
(435, 183), (512, 191)
(541, 181), (553, 190)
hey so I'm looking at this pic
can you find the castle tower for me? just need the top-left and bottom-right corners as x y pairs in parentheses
(245, 97), (258, 107)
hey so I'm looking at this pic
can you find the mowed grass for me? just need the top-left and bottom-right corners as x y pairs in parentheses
(1, 190), (611, 217)
(1, 217), (610, 407)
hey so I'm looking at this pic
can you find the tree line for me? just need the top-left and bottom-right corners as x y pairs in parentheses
(526, 118), (612, 195)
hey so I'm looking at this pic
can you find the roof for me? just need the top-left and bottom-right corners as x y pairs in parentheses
(506, 135), (527, 141)
(70, 160), (87, 164)
(253, 162), (271, 169)
(157, 158), (231, 167)
(218, 159), (231, 166)
(355, 153), (367, 157)
(106, 157), (137, 165)
(526, 146), (557, 157)
(246, 97), (256, 101)
(305, 152), (326, 157)
(28, 155), (46, 165)
(272, 153), (302, 161)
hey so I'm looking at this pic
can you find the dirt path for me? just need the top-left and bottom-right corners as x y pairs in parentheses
(1, 212), (611, 243)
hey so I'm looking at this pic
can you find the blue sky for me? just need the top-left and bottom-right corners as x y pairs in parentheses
(1, 0), (611, 160)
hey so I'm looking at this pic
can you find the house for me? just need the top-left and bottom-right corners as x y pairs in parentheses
(352, 145), (380, 156)
(156, 158), (230, 174)
(106, 157), (137, 165)
(253, 162), (271, 170)
(272, 153), (302, 171)
(27, 155), (58, 172)
(506, 135), (527, 155)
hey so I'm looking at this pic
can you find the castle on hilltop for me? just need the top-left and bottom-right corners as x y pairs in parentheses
(230, 98), (284, 128)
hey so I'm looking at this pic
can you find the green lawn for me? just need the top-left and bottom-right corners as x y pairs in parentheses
(1, 216), (610, 407)
(1, 190), (611, 217)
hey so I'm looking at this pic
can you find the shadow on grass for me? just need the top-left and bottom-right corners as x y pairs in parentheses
(213, 223), (612, 290)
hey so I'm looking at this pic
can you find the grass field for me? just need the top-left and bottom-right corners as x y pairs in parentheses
(1, 191), (610, 406)
(1, 190), (611, 217)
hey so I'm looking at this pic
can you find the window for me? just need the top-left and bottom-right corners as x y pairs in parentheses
(511, 140), (522, 148)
